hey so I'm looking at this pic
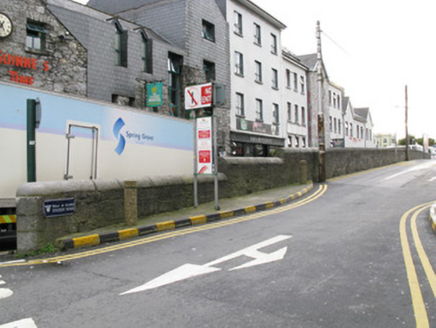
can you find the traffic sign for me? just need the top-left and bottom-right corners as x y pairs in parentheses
(185, 83), (212, 110)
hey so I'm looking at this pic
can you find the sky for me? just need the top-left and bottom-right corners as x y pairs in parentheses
(72, 0), (434, 139)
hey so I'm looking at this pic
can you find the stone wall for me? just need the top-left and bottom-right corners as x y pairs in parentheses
(16, 175), (227, 251)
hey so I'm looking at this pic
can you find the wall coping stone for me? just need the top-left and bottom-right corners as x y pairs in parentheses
(222, 157), (283, 165)
(16, 174), (228, 197)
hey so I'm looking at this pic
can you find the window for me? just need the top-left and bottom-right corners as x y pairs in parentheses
(301, 107), (306, 125)
(338, 119), (341, 134)
(234, 11), (243, 35)
(329, 116), (332, 131)
(202, 20), (215, 42)
(334, 118), (337, 133)
(293, 73), (298, 92)
(235, 51), (244, 75)
(356, 125), (360, 138)
(286, 69), (291, 88)
(294, 104), (299, 123)
(203, 60), (215, 82)
(345, 122), (349, 136)
(26, 22), (46, 52)
(361, 127), (364, 139)
(115, 23), (128, 67)
(273, 103), (279, 124)
(337, 95), (341, 109)
(272, 68), (278, 89)
(236, 93), (245, 116)
(254, 23), (261, 45)
(256, 99), (263, 121)
(141, 32), (153, 73)
(288, 136), (293, 147)
(287, 102), (292, 121)
(254, 61), (262, 83)
(328, 91), (332, 106)
(271, 33), (277, 54)
(300, 76), (305, 94)
(333, 93), (337, 108)
(168, 52), (183, 117)
(350, 122), (353, 137)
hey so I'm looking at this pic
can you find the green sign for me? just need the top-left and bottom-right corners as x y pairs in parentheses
(146, 82), (163, 107)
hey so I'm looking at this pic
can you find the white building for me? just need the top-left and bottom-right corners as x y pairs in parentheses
(281, 50), (309, 149)
(327, 81), (345, 148)
(216, 0), (287, 156)
(343, 98), (375, 148)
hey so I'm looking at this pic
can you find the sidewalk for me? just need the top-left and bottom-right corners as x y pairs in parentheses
(56, 182), (314, 250)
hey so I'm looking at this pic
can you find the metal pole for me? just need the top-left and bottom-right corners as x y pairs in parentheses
(193, 110), (198, 208)
(405, 85), (409, 161)
(316, 21), (326, 182)
(27, 99), (36, 182)
(213, 115), (220, 211)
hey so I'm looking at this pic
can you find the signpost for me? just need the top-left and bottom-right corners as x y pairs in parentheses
(185, 82), (219, 210)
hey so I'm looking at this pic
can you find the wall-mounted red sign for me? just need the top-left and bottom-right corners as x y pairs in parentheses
(0, 50), (50, 86)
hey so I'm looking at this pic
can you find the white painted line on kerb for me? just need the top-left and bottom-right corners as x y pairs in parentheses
(0, 260), (25, 266)
(0, 318), (37, 328)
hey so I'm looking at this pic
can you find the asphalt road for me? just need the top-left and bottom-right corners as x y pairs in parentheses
(1, 160), (436, 327)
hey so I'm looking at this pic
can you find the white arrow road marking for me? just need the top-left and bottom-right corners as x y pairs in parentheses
(0, 288), (13, 300)
(229, 247), (288, 271)
(121, 235), (291, 295)
(0, 318), (37, 328)
(429, 177), (436, 182)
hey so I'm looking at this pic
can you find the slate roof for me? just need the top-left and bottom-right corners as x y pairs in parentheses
(48, 0), (175, 47)
(342, 96), (349, 111)
(354, 107), (369, 120)
(297, 54), (318, 71)
(87, 0), (164, 14)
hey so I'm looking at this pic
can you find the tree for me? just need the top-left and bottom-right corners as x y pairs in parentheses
(398, 135), (435, 146)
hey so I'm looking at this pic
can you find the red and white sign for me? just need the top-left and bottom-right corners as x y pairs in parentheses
(185, 83), (212, 110)
(196, 117), (212, 174)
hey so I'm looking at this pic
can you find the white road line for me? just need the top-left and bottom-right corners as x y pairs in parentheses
(0, 318), (37, 328)
(0, 280), (5, 285)
(384, 161), (436, 181)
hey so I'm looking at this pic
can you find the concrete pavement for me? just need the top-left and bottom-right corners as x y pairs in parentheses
(55, 182), (314, 250)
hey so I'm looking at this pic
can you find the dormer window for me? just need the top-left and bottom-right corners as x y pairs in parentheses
(114, 21), (128, 67)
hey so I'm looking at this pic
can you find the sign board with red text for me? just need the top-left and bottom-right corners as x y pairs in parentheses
(196, 117), (213, 174)
(185, 83), (212, 110)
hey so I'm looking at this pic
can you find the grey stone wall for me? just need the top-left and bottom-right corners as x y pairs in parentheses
(16, 175), (227, 251)
(0, 0), (87, 96)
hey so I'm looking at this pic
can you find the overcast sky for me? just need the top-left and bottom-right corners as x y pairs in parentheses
(72, 0), (434, 139)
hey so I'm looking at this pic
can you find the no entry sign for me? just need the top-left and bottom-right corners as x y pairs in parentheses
(185, 83), (212, 110)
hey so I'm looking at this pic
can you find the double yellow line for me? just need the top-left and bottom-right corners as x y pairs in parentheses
(0, 184), (328, 267)
(400, 201), (436, 327)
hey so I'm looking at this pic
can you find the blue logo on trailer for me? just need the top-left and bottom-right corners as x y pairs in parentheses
(113, 118), (126, 155)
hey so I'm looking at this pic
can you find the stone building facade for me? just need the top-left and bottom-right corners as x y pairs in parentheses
(0, 0), (87, 96)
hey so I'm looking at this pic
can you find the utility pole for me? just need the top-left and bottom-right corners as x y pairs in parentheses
(316, 21), (326, 181)
(405, 85), (409, 161)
